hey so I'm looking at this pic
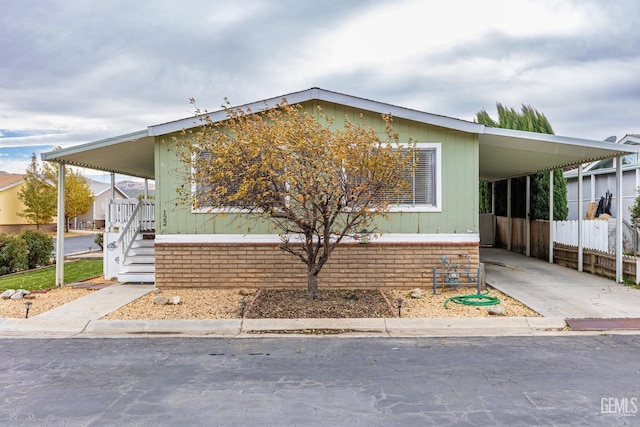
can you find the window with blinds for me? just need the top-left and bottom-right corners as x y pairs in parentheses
(395, 147), (437, 206)
(193, 151), (256, 210)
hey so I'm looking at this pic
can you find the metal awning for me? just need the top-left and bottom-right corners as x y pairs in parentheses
(479, 128), (636, 181)
(41, 131), (155, 180)
(40, 125), (638, 183)
(41, 88), (639, 182)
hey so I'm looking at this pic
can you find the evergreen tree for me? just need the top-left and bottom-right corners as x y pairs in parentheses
(476, 103), (568, 220)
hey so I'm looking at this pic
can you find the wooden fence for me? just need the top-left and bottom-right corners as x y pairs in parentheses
(494, 217), (549, 259)
(554, 244), (640, 283)
(493, 216), (640, 283)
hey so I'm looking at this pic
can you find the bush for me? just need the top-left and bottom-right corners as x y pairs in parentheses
(20, 229), (54, 269)
(0, 234), (29, 275)
(630, 187), (640, 224)
(94, 233), (103, 249)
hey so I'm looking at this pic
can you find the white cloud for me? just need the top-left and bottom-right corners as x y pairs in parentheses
(0, 0), (639, 175)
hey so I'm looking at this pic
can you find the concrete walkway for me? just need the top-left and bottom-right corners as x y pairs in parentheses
(3, 248), (640, 338)
(0, 284), (154, 337)
(482, 247), (640, 318)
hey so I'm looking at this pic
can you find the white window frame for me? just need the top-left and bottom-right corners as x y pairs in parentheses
(387, 142), (442, 213)
(191, 142), (442, 214)
(190, 150), (256, 214)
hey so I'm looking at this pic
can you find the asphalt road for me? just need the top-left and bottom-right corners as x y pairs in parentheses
(52, 233), (100, 255)
(1, 336), (639, 426)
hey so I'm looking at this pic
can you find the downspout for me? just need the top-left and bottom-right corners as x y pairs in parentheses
(55, 163), (65, 288)
(110, 172), (115, 199)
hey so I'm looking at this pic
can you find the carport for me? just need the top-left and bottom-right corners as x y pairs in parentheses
(481, 246), (640, 318)
(41, 89), (639, 287)
(479, 127), (639, 283)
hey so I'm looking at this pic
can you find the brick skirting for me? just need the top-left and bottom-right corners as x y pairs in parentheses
(155, 241), (479, 289)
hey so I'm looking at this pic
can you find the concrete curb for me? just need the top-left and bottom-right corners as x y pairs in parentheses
(18, 316), (569, 338)
(4, 315), (640, 338)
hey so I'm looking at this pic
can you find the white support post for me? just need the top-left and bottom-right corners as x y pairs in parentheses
(507, 178), (512, 252)
(577, 164), (583, 272)
(616, 157), (623, 283)
(525, 175), (531, 257)
(110, 172), (115, 199)
(55, 163), (66, 288)
(549, 169), (554, 263)
(144, 178), (149, 199)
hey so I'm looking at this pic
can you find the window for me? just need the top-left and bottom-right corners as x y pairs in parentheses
(192, 151), (256, 212)
(389, 143), (441, 212)
(192, 143), (442, 213)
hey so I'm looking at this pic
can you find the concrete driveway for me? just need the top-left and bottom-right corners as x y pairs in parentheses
(481, 247), (640, 318)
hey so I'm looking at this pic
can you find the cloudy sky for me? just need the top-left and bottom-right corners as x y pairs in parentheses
(1, 0), (639, 175)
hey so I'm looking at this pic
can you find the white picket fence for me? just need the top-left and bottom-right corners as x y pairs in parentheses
(553, 220), (609, 252)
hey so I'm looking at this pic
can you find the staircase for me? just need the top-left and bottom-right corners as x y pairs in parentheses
(107, 199), (156, 284)
(117, 232), (155, 283)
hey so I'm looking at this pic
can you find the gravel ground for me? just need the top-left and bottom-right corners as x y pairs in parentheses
(1, 280), (539, 319)
(0, 288), (93, 319)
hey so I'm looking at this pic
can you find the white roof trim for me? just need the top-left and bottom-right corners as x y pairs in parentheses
(482, 127), (634, 153)
(41, 130), (149, 162)
(148, 87), (485, 137)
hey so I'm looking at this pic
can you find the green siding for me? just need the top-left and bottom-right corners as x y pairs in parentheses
(155, 100), (479, 235)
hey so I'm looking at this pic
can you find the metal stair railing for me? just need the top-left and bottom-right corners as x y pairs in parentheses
(113, 199), (155, 264)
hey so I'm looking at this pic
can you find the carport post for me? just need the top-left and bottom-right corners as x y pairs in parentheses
(507, 178), (512, 251)
(525, 175), (531, 257)
(578, 164), (583, 272)
(110, 172), (115, 199)
(548, 169), (554, 263)
(55, 163), (66, 288)
(616, 157), (623, 282)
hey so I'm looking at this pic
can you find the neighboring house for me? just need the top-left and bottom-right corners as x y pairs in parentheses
(564, 135), (640, 224)
(116, 180), (155, 199)
(70, 179), (128, 230)
(0, 173), (55, 233)
(41, 88), (636, 286)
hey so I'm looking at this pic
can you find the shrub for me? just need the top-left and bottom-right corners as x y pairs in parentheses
(20, 229), (54, 269)
(0, 234), (29, 275)
(94, 233), (103, 249)
(630, 187), (640, 224)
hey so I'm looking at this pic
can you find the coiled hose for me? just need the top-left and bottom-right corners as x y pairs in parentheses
(444, 291), (500, 309)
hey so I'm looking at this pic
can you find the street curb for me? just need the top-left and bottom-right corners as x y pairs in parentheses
(13, 316), (572, 338)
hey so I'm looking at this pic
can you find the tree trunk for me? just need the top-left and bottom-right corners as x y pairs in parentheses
(307, 269), (319, 299)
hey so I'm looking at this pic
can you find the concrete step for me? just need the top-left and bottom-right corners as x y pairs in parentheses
(117, 272), (155, 284)
(128, 247), (154, 256)
(124, 256), (155, 265)
(130, 239), (154, 248)
(120, 263), (155, 273)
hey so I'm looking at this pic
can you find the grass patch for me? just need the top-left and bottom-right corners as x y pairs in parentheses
(0, 260), (103, 292)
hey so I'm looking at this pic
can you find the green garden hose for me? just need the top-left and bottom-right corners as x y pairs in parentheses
(444, 291), (500, 309)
